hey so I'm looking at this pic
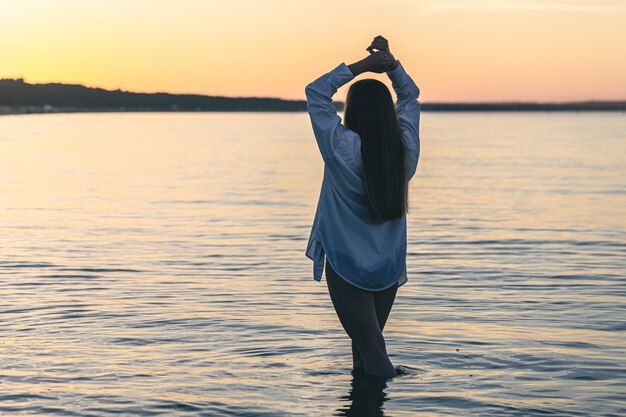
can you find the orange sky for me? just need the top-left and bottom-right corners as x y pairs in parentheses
(1, 0), (625, 102)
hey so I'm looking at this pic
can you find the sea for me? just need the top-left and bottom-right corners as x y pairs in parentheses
(1, 111), (625, 416)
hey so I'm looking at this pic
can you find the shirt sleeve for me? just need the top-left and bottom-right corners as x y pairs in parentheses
(386, 60), (421, 179)
(305, 63), (355, 164)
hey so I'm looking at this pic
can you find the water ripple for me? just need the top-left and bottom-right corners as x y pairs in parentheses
(1, 112), (625, 416)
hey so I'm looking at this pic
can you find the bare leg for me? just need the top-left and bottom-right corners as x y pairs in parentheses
(325, 259), (397, 378)
(352, 340), (364, 371)
(352, 282), (398, 371)
(374, 281), (399, 332)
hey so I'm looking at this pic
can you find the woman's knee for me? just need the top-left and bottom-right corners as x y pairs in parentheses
(352, 328), (386, 351)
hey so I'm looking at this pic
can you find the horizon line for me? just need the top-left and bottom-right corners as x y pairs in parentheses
(2, 77), (626, 105)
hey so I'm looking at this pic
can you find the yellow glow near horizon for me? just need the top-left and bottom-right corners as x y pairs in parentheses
(1, 0), (625, 102)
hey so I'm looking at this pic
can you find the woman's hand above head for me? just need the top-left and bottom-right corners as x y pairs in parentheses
(366, 35), (391, 54)
(348, 35), (399, 76)
(362, 50), (398, 73)
(366, 35), (398, 72)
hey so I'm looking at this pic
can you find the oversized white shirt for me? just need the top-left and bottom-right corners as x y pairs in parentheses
(304, 60), (421, 291)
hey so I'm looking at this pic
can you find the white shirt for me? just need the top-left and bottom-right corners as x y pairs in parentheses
(304, 60), (421, 291)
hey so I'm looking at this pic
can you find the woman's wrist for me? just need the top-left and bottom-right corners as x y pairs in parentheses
(347, 59), (368, 76)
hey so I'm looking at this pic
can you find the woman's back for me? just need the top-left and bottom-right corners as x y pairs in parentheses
(308, 35), (419, 379)
(304, 59), (421, 291)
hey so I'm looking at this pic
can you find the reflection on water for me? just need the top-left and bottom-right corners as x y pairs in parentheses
(339, 372), (390, 417)
(0, 112), (625, 416)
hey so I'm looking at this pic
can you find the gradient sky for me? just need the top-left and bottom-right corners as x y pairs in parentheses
(1, 0), (625, 102)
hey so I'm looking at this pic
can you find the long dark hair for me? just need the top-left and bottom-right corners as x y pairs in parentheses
(344, 78), (409, 223)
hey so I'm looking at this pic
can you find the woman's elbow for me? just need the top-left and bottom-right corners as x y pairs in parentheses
(305, 83), (318, 100)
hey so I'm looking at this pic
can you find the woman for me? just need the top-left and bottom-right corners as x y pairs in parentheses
(304, 35), (421, 378)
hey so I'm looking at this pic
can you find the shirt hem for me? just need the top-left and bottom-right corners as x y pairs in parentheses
(325, 253), (406, 292)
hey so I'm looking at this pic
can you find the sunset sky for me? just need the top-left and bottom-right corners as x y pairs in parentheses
(1, 0), (625, 102)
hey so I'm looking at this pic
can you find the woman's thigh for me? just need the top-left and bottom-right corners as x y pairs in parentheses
(325, 259), (381, 341)
(373, 283), (398, 332)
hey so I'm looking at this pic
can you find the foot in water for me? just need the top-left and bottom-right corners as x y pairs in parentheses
(394, 365), (427, 377)
(350, 367), (394, 379)
(351, 365), (419, 379)
(394, 365), (409, 376)
(351, 367), (366, 377)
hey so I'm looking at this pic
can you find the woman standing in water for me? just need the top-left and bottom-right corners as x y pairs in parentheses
(304, 35), (421, 378)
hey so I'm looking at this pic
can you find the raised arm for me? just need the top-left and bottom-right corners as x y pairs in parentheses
(387, 60), (421, 180)
(304, 63), (355, 164)
(305, 51), (393, 164)
(366, 35), (420, 179)
(387, 60), (420, 149)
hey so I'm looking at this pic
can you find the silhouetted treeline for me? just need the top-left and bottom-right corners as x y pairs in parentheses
(0, 78), (313, 112)
(420, 102), (626, 111)
(1, 78), (626, 115)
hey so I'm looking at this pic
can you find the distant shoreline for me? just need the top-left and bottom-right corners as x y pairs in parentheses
(2, 104), (626, 117)
(1, 78), (626, 116)
(0, 106), (309, 116)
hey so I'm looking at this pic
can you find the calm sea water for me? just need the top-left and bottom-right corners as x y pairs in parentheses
(1, 112), (625, 416)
